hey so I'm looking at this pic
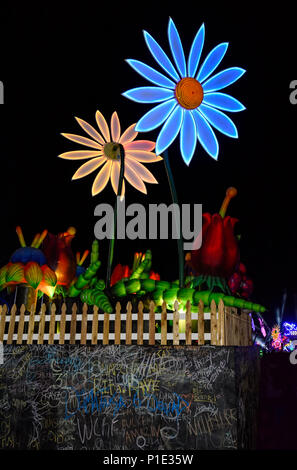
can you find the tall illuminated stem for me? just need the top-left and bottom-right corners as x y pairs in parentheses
(106, 146), (125, 287)
(163, 149), (184, 288)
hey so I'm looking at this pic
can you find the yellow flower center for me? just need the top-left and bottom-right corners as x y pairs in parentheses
(175, 77), (204, 109)
(104, 142), (122, 160)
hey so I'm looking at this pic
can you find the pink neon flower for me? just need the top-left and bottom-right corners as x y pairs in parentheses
(58, 110), (162, 196)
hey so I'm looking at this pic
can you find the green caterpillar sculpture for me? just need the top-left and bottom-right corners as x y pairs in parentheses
(66, 244), (265, 314)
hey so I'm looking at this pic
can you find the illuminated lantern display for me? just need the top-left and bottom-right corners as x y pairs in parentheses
(0, 227), (57, 310)
(189, 187), (240, 291)
(58, 110), (162, 196)
(42, 227), (77, 287)
(123, 17), (246, 164)
(271, 325), (282, 350)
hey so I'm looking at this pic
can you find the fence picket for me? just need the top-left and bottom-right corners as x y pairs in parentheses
(115, 302), (121, 345)
(17, 305), (26, 344)
(80, 303), (88, 345)
(49, 304), (56, 345)
(7, 304), (17, 345)
(59, 303), (66, 345)
(70, 303), (77, 345)
(161, 301), (167, 346)
(37, 304), (46, 344)
(149, 301), (155, 345)
(218, 299), (225, 346)
(27, 304), (36, 345)
(0, 304), (7, 343)
(103, 313), (110, 345)
(125, 302), (132, 345)
(137, 301), (144, 345)
(210, 300), (218, 345)
(198, 300), (204, 345)
(173, 301), (179, 346)
(185, 300), (192, 345)
(91, 305), (99, 345)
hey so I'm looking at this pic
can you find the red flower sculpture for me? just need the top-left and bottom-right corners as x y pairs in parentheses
(190, 188), (240, 278)
(110, 264), (131, 286)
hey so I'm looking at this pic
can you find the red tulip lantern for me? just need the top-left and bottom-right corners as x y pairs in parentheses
(191, 188), (240, 278)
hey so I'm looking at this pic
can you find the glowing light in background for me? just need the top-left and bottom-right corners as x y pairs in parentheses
(123, 17), (246, 165)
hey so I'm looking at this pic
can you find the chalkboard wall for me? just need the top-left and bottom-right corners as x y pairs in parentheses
(0, 345), (259, 450)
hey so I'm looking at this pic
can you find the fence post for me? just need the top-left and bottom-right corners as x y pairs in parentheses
(17, 304), (26, 345)
(81, 303), (88, 345)
(91, 305), (99, 345)
(103, 313), (110, 345)
(161, 301), (167, 346)
(173, 300), (180, 346)
(185, 300), (192, 345)
(149, 301), (155, 346)
(7, 304), (17, 345)
(210, 300), (218, 345)
(115, 302), (121, 345)
(0, 304), (7, 343)
(137, 301), (144, 345)
(198, 300), (204, 345)
(218, 299), (225, 345)
(37, 304), (46, 345)
(70, 303), (77, 345)
(125, 302), (132, 345)
(59, 303), (67, 345)
(27, 304), (36, 345)
(49, 303), (56, 345)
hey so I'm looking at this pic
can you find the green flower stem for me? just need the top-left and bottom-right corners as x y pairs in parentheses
(106, 146), (125, 287)
(163, 149), (184, 288)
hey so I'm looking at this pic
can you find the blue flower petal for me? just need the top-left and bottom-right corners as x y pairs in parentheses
(143, 31), (180, 82)
(180, 110), (197, 165)
(135, 99), (177, 132)
(122, 87), (174, 104)
(187, 23), (205, 77)
(197, 43), (228, 84)
(126, 59), (176, 89)
(202, 67), (246, 93)
(156, 105), (184, 154)
(199, 103), (238, 138)
(192, 109), (219, 159)
(167, 18), (186, 78)
(202, 92), (245, 112)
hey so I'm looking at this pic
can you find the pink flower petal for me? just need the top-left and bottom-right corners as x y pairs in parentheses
(61, 133), (102, 149)
(125, 150), (163, 163)
(95, 110), (110, 142)
(125, 158), (158, 184)
(124, 164), (147, 194)
(111, 112), (121, 142)
(119, 123), (138, 144)
(58, 150), (102, 160)
(124, 140), (155, 152)
(72, 156), (107, 180)
(75, 117), (105, 144)
(91, 161), (112, 196)
(111, 162), (125, 197)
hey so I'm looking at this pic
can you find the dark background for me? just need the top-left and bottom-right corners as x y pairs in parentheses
(0, 3), (296, 326)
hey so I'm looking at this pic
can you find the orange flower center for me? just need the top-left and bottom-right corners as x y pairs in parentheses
(175, 77), (204, 109)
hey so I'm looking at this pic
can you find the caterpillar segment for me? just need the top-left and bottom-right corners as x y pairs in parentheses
(110, 277), (266, 313)
(80, 288), (113, 313)
(68, 260), (101, 297)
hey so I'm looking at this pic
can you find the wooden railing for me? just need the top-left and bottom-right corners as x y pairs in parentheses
(0, 299), (252, 346)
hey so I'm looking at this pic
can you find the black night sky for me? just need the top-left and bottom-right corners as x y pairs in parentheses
(0, 4), (296, 326)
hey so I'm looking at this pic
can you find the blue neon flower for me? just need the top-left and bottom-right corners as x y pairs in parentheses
(122, 18), (246, 165)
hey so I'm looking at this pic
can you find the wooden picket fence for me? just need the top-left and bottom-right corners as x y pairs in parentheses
(0, 299), (252, 346)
